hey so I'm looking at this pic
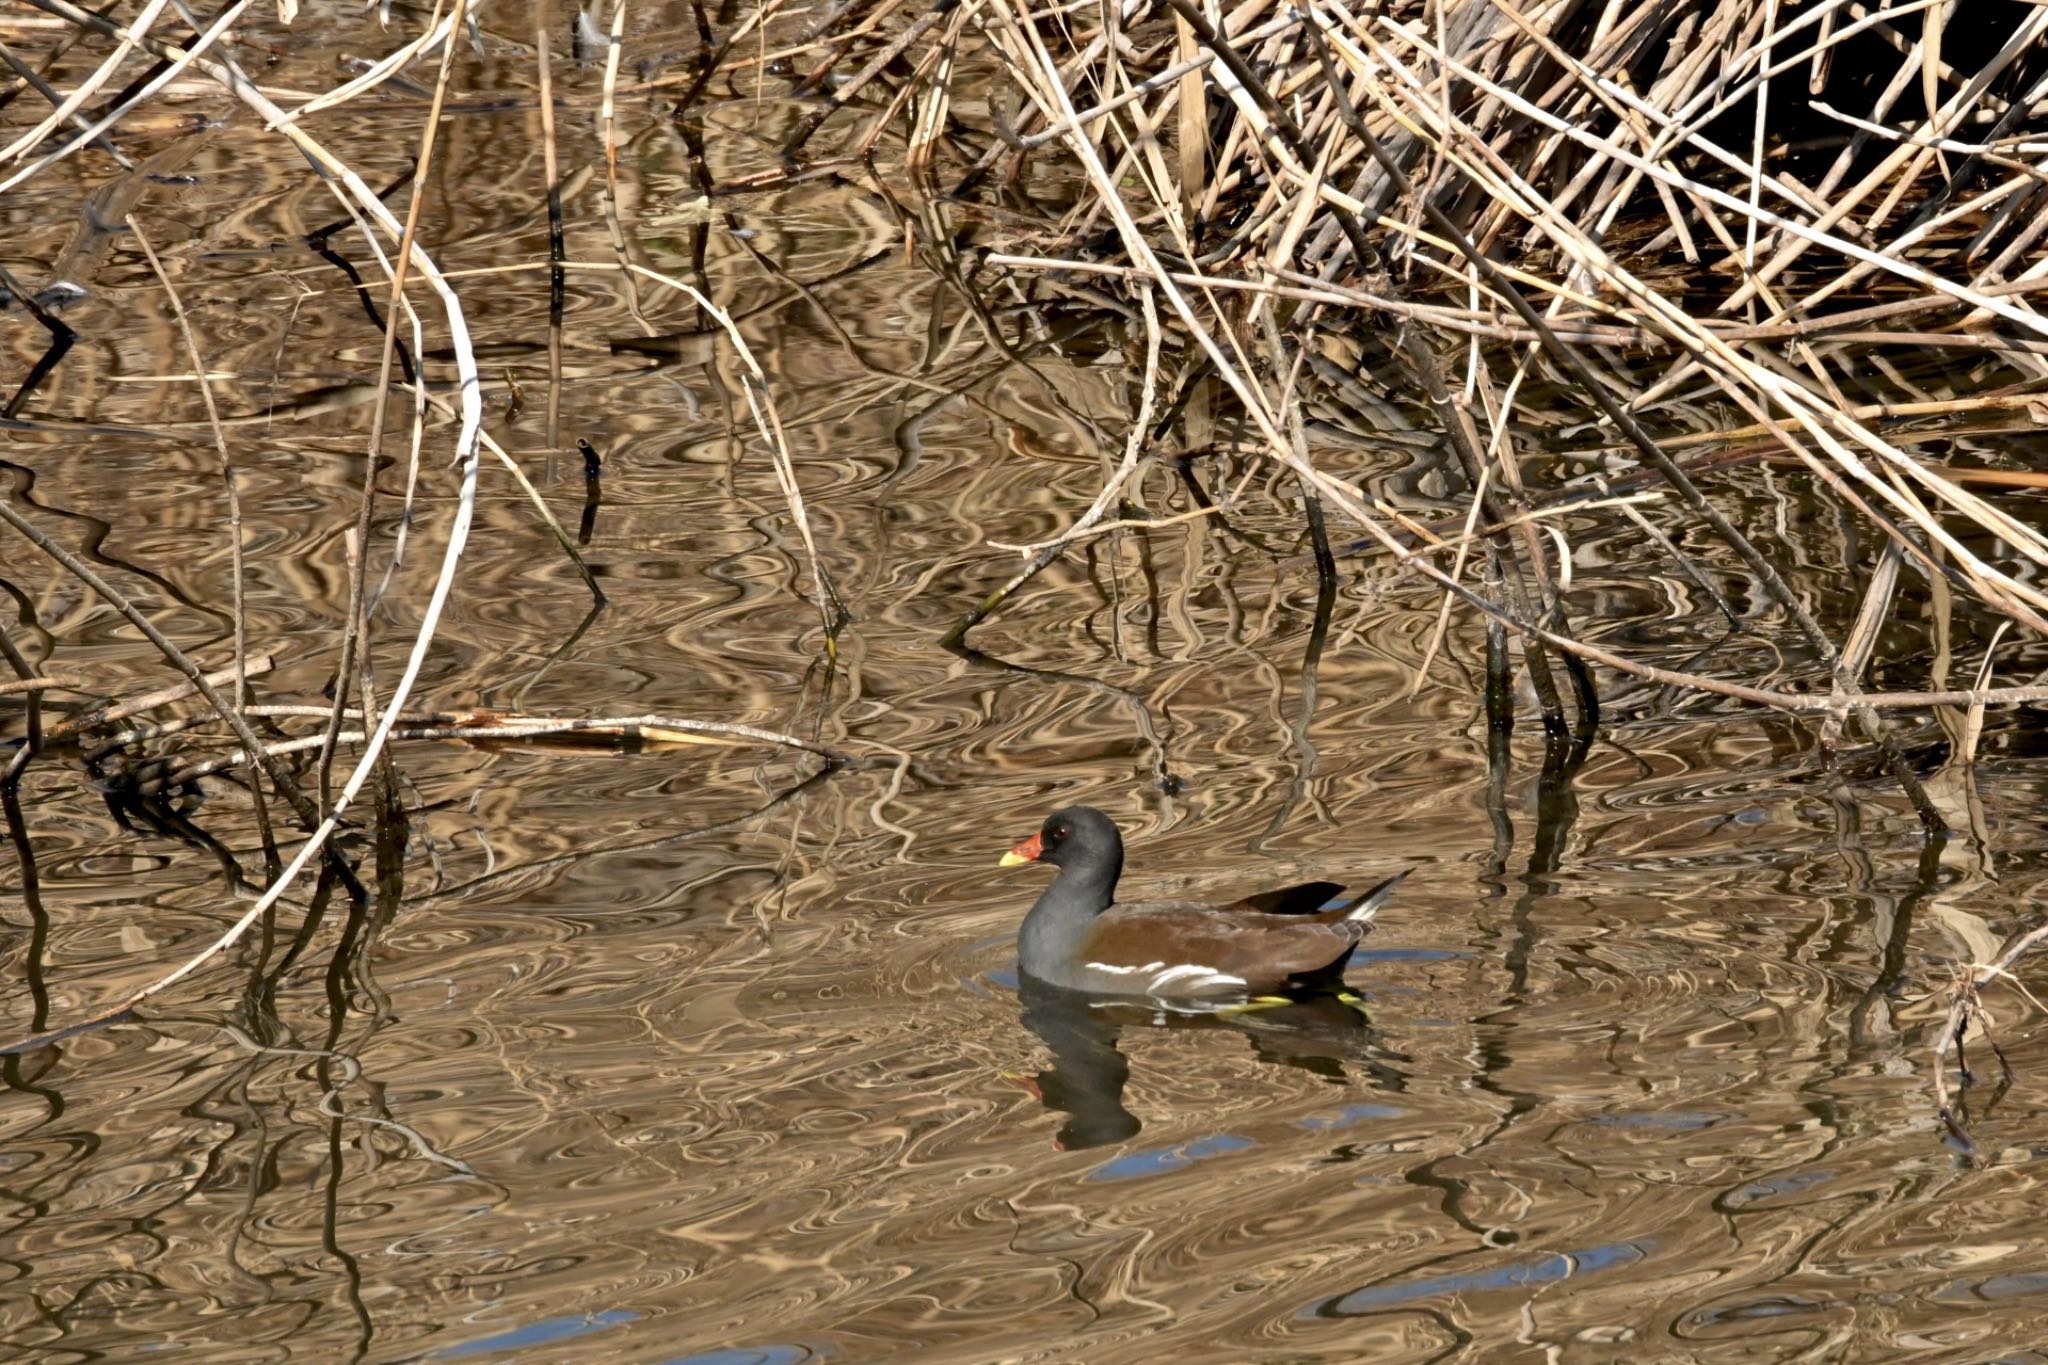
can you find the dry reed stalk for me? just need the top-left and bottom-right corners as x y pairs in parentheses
(620, 261), (851, 645)
(536, 0), (566, 450)
(323, 0), (469, 816)
(42, 656), (279, 740)
(149, 712), (848, 791)
(597, 0), (653, 334)
(0, 674), (94, 698)
(126, 214), (278, 860)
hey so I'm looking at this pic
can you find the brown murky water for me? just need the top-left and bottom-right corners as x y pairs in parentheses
(8, 10), (2048, 1362)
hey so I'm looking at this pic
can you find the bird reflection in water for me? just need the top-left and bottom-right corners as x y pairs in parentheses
(1014, 974), (1405, 1150)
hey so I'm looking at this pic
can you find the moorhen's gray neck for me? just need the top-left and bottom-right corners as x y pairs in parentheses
(1018, 814), (1123, 984)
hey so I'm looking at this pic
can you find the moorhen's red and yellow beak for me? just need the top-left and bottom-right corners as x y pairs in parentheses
(999, 832), (1043, 867)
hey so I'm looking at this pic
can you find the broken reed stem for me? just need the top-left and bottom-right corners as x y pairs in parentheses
(1932, 915), (2048, 1149)
(0, 620), (43, 782)
(38, 656), (279, 740)
(0, 674), (96, 697)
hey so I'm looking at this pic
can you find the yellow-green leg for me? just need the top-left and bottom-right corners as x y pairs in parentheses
(1214, 995), (1294, 1018)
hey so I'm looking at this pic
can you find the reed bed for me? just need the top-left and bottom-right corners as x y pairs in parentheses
(829, 0), (2048, 746)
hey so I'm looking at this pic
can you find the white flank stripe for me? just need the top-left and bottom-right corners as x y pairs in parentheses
(1146, 963), (1246, 996)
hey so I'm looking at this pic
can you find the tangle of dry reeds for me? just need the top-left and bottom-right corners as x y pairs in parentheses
(839, 0), (2048, 786)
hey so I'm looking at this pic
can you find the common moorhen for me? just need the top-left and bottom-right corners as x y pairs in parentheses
(999, 805), (1407, 1003)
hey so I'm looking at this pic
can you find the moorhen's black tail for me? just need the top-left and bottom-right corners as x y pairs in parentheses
(1288, 870), (1412, 986)
(1330, 869), (1411, 926)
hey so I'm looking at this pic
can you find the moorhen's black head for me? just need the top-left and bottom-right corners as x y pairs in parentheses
(1001, 805), (1124, 872)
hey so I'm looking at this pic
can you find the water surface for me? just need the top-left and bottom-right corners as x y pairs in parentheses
(5, 10), (2048, 1361)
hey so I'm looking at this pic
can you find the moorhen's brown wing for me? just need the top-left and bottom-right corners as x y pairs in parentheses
(1070, 902), (1369, 998)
